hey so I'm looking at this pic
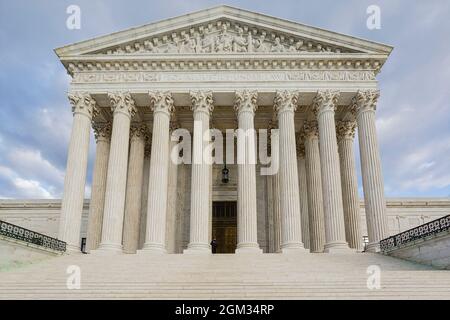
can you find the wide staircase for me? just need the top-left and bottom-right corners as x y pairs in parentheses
(1, 251), (449, 299)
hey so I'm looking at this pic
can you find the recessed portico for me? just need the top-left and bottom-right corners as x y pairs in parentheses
(55, 5), (392, 255)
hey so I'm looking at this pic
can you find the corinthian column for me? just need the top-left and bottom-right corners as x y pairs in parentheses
(86, 122), (111, 252)
(185, 91), (214, 254)
(313, 90), (350, 253)
(337, 121), (363, 251)
(296, 136), (310, 250)
(234, 90), (262, 253)
(274, 90), (306, 253)
(122, 123), (147, 253)
(302, 121), (325, 252)
(351, 90), (388, 252)
(141, 91), (174, 253)
(59, 92), (98, 253)
(96, 92), (136, 253)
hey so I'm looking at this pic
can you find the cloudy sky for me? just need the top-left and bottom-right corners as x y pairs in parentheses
(0, 0), (449, 199)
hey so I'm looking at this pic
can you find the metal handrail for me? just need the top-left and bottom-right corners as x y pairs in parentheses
(380, 214), (450, 252)
(0, 220), (66, 252)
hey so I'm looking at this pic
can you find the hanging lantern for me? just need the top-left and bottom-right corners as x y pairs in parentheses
(221, 164), (229, 183)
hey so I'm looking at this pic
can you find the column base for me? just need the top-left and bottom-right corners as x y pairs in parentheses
(323, 241), (352, 253)
(281, 242), (308, 254)
(65, 244), (83, 254)
(184, 242), (211, 254)
(365, 242), (381, 253)
(138, 243), (167, 254)
(235, 243), (262, 254)
(91, 243), (123, 255)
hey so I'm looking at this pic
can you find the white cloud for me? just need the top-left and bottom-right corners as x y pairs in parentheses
(12, 178), (53, 199)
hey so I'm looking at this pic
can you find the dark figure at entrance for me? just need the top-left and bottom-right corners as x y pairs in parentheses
(210, 238), (218, 254)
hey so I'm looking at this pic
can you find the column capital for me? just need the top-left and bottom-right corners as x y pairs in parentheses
(108, 92), (137, 118)
(68, 92), (99, 120)
(274, 90), (300, 115)
(350, 89), (380, 115)
(190, 90), (214, 115)
(312, 90), (340, 116)
(130, 122), (149, 141)
(92, 121), (112, 143)
(149, 91), (175, 116)
(336, 121), (357, 141)
(302, 120), (319, 139)
(234, 90), (258, 115)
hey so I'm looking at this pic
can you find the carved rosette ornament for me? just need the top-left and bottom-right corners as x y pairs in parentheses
(350, 89), (380, 115)
(92, 122), (112, 142)
(130, 122), (149, 141)
(312, 90), (340, 116)
(108, 92), (137, 118)
(302, 120), (319, 139)
(273, 90), (300, 115)
(336, 121), (357, 141)
(234, 90), (258, 115)
(190, 90), (214, 115)
(149, 91), (175, 116)
(68, 92), (99, 120)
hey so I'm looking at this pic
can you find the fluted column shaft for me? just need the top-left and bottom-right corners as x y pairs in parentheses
(142, 91), (174, 253)
(303, 121), (326, 253)
(86, 123), (111, 252)
(97, 92), (136, 253)
(337, 121), (363, 251)
(352, 90), (388, 252)
(297, 151), (310, 250)
(272, 172), (282, 253)
(235, 90), (261, 253)
(314, 90), (349, 253)
(166, 136), (179, 253)
(138, 146), (151, 250)
(123, 124), (147, 253)
(274, 91), (305, 252)
(184, 91), (213, 253)
(59, 93), (97, 253)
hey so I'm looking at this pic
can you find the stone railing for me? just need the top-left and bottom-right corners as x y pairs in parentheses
(0, 220), (66, 252)
(380, 214), (450, 252)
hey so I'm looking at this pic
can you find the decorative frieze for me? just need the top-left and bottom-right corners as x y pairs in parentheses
(95, 20), (353, 56)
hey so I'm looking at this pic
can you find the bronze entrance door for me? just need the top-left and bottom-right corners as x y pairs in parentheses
(212, 201), (237, 253)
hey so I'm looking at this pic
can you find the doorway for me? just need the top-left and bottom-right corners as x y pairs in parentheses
(212, 201), (237, 253)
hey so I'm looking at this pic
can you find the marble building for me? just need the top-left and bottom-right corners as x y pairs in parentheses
(53, 5), (396, 255)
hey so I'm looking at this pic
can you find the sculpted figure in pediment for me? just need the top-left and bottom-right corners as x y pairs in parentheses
(271, 37), (286, 52)
(179, 34), (196, 53)
(215, 24), (233, 52)
(233, 27), (248, 52)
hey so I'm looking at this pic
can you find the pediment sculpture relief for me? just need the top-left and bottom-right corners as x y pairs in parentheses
(100, 21), (349, 55)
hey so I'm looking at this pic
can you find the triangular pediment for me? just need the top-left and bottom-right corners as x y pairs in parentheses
(55, 5), (392, 58)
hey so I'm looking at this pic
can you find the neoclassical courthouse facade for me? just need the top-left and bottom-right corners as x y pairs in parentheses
(51, 6), (400, 255)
